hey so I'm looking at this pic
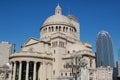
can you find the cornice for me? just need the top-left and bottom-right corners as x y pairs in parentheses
(9, 52), (53, 61)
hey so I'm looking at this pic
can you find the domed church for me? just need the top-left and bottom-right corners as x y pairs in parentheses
(9, 4), (96, 80)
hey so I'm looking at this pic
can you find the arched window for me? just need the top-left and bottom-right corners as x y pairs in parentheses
(49, 27), (51, 32)
(63, 27), (65, 32)
(65, 73), (67, 76)
(52, 26), (54, 32)
(59, 26), (61, 31)
(68, 51), (70, 54)
(56, 26), (58, 31)
(74, 28), (77, 32)
(70, 28), (71, 32)
(45, 28), (47, 32)
(70, 73), (72, 76)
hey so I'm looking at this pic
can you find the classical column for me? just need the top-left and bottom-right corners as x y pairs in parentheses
(13, 62), (16, 80)
(26, 61), (29, 80)
(9, 62), (12, 80)
(38, 62), (41, 80)
(18, 61), (22, 80)
(33, 62), (37, 80)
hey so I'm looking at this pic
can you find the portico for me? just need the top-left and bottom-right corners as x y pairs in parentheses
(9, 61), (40, 80)
(9, 52), (53, 80)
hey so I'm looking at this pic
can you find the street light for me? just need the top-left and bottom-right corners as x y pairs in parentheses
(65, 51), (88, 80)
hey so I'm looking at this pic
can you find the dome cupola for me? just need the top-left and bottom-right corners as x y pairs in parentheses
(42, 4), (73, 27)
(55, 4), (62, 15)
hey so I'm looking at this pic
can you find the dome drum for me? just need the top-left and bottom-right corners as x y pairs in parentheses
(40, 24), (77, 40)
(40, 24), (76, 33)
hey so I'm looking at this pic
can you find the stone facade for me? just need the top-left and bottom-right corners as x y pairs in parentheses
(0, 42), (12, 80)
(9, 4), (96, 80)
(96, 66), (113, 80)
(0, 41), (12, 66)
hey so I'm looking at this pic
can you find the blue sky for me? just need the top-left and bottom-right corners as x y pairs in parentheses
(0, 0), (120, 64)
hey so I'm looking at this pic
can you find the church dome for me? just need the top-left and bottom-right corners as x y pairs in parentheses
(43, 15), (72, 26)
(42, 4), (72, 26)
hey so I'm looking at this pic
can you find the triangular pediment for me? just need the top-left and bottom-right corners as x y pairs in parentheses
(23, 38), (39, 46)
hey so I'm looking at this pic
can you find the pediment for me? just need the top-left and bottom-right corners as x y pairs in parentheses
(23, 38), (39, 46)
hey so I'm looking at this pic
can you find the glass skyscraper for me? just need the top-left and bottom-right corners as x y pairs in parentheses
(96, 30), (114, 67)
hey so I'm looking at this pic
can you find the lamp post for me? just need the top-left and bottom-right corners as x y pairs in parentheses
(66, 51), (88, 80)
(66, 52), (82, 80)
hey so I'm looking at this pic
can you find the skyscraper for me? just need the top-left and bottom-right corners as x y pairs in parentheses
(96, 30), (114, 67)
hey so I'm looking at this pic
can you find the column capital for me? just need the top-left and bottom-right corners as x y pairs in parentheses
(18, 61), (22, 80)
(19, 61), (22, 63)
(26, 61), (29, 80)
(26, 61), (30, 63)
(13, 62), (16, 80)
(34, 61), (37, 64)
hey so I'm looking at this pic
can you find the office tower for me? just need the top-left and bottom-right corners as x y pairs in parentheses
(96, 30), (114, 67)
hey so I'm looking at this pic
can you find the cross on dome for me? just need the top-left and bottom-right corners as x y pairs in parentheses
(55, 3), (62, 15)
